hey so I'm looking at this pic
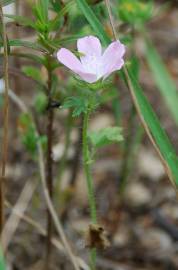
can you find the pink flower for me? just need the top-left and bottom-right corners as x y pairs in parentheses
(57, 35), (125, 83)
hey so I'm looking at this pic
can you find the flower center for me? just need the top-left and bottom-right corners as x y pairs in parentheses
(81, 54), (103, 79)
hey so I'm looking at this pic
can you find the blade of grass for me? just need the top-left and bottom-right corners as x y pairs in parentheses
(49, 0), (75, 31)
(145, 39), (178, 125)
(76, 0), (110, 46)
(76, 0), (178, 187)
(125, 66), (178, 186)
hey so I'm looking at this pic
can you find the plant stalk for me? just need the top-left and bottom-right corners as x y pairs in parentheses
(82, 109), (97, 270)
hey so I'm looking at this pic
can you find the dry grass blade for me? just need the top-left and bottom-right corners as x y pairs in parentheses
(37, 142), (81, 270)
(1, 180), (37, 252)
(5, 201), (90, 270)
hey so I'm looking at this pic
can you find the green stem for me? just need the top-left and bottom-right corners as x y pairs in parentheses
(82, 109), (97, 223)
(82, 108), (97, 270)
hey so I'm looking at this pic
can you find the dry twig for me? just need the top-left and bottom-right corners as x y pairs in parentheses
(1, 180), (37, 252)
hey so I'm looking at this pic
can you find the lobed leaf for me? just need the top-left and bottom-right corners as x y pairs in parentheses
(62, 96), (88, 117)
(89, 127), (123, 148)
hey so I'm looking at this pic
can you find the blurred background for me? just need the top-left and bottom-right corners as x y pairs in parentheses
(1, 0), (178, 269)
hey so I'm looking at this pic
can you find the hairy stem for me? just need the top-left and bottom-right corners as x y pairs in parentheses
(0, 4), (9, 233)
(82, 109), (97, 270)
(82, 110), (97, 223)
(45, 56), (54, 269)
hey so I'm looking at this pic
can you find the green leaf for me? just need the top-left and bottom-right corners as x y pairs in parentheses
(49, 0), (74, 31)
(76, 0), (110, 46)
(3, 52), (45, 65)
(33, 0), (49, 23)
(34, 92), (48, 114)
(129, 56), (140, 81)
(22, 66), (42, 84)
(51, 35), (83, 47)
(4, 14), (35, 28)
(89, 127), (123, 148)
(77, 0), (178, 186)
(145, 39), (178, 125)
(62, 97), (87, 117)
(18, 113), (37, 156)
(6, 39), (45, 51)
(39, 0), (49, 22)
(62, 96), (88, 117)
(126, 67), (178, 185)
(50, 0), (61, 12)
(31, 0), (50, 35)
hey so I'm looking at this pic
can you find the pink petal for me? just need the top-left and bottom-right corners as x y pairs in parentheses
(101, 41), (125, 78)
(103, 59), (125, 80)
(77, 36), (102, 75)
(77, 36), (102, 58)
(77, 71), (97, 83)
(57, 48), (84, 73)
(57, 48), (97, 83)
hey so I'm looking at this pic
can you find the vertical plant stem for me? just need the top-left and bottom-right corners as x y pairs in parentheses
(82, 109), (97, 270)
(0, 5), (9, 234)
(82, 110), (97, 223)
(45, 56), (54, 269)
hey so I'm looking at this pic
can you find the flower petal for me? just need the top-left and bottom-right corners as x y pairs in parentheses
(77, 35), (102, 58)
(103, 59), (124, 80)
(57, 48), (97, 83)
(77, 71), (97, 83)
(57, 48), (84, 73)
(101, 41), (125, 78)
(77, 36), (102, 76)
